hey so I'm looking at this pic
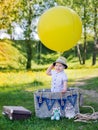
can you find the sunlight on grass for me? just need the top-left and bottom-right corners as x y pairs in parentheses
(0, 69), (98, 130)
(66, 68), (98, 80)
(0, 71), (51, 92)
(0, 40), (26, 69)
(0, 71), (34, 86)
(0, 68), (98, 92)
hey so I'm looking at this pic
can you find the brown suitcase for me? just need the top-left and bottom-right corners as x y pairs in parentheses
(2, 106), (32, 120)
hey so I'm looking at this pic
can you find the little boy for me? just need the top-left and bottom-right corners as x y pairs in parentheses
(46, 56), (68, 93)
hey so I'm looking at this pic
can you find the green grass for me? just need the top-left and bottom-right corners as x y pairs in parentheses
(0, 39), (98, 129)
(0, 40), (26, 69)
(0, 69), (98, 130)
(0, 116), (98, 130)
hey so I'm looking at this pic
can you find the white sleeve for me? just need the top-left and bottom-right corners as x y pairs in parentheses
(62, 73), (68, 82)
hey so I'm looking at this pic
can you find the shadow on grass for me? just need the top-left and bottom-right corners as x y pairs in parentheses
(74, 76), (98, 91)
(0, 79), (44, 90)
(0, 80), (45, 115)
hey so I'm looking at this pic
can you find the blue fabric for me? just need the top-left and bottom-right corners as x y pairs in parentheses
(58, 98), (67, 110)
(36, 94), (77, 111)
(67, 94), (77, 107)
(36, 96), (44, 107)
(45, 98), (55, 111)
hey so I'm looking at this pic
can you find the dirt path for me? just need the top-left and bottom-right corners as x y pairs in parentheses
(73, 76), (98, 103)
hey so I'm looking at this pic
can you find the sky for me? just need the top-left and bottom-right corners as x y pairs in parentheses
(0, 29), (10, 39)
(0, 20), (39, 40)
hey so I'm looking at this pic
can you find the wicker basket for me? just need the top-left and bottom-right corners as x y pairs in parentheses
(34, 88), (80, 118)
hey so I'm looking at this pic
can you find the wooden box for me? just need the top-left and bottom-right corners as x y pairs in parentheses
(2, 106), (32, 120)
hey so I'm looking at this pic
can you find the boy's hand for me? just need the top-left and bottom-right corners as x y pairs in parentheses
(61, 90), (66, 94)
(62, 85), (67, 94)
(53, 62), (55, 66)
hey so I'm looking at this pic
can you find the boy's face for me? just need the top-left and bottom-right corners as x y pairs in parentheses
(54, 62), (65, 72)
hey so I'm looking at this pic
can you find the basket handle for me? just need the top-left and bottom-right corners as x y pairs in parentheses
(39, 92), (43, 103)
(60, 93), (64, 106)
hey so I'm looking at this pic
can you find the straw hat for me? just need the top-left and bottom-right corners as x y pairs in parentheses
(53, 56), (68, 69)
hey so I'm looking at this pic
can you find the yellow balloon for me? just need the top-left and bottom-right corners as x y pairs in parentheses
(37, 6), (82, 52)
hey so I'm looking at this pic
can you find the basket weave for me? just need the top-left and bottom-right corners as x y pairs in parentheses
(34, 88), (80, 118)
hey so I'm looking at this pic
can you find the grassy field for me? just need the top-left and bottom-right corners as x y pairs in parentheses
(0, 39), (98, 129)
(0, 69), (98, 130)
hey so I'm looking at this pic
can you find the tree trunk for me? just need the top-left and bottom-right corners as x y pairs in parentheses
(92, 40), (97, 65)
(36, 41), (42, 64)
(26, 40), (32, 69)
(92, 5), (97, 65)
(83, 33), (87, 64)
(76, 44), (82, 64)
(82, 2), (87, 65)
(26, 0), (32, 70)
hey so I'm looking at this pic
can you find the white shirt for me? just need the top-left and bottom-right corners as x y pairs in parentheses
(50, 70), (68, 92)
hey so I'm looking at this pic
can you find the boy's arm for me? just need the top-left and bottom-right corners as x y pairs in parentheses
(62, 81), (67, 94)
(46, 64), (54, 75)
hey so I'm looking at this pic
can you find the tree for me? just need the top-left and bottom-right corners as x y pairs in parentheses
(82, 0), (88, 64)
(22, 0), (34, 69)
(23, 0), (57, 69)
(92, 0), (98, 65)
(0, 0), (36, 69)
(0, 0), (21, 29)
(1, 0), (97, 68)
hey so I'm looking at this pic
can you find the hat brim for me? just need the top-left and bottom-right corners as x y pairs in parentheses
(53, 62), (68, 69)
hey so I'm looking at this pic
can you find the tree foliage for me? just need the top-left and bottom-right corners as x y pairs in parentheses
(0, 0), (98, 68)
(56, 0), (98, 65)
(0, 0), (21, 29)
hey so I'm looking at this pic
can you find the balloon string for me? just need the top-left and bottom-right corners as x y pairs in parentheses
(58, 52), (64, 57)
(70, 0), (73, 7)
